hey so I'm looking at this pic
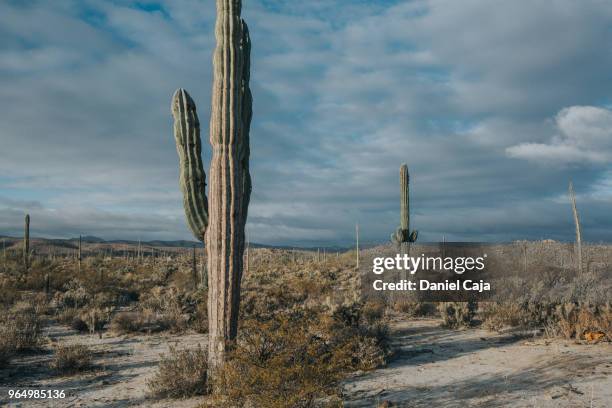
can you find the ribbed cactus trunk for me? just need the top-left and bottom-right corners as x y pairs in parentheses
(399, 165), (410, 258)
(391, 165), (417, 283)
(23, 214), (30, 271)
(399, 165), (409, 236)
(171, 0), (251, 371)
(391, 164), (418, 250)
(207, 0), (252, 370)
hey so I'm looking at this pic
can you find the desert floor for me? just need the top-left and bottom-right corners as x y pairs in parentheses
(344, 316), (612, 408)
(1, 317), (610, 408)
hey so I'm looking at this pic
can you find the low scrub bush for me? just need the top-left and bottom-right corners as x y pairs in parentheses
(214, 307), (389, 407)
(147, 345), (209, 398)
(392, 299), (436, 317)
(438, 301), (478, 328)
(50, 344), (92, 374)
(549, 303), (611, 341)
(0, 302), (45, 352)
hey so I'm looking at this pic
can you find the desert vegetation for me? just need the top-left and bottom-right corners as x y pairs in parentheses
(0, 235), (394, 406)
(0, 236), (609, 407)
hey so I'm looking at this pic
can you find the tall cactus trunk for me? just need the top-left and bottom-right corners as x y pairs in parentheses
(201, 244), (208, 289)
(23, 214), (30, 272)
(569, 181), (582, 273)
(207, 0), (252, 370)
(391, 164), (418, 254)
(399, 165), (408, 259)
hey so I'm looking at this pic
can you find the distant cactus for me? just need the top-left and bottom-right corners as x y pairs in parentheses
(568, 181), (583, 273)
(171, 0), (252, 370)
(391, 164), (418, 249)
(78, 235), (82, 273)
(23, 214), (30, 270)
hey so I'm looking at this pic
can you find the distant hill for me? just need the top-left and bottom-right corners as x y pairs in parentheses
(0, 235), (353, 251)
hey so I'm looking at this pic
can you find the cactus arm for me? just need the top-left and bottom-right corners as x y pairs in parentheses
(172, 88), (209, 241)
(240, 20), (252, 221)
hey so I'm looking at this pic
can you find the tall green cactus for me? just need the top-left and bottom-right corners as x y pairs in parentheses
(23, 214), (30, 270)
(172, 0), (252, 369)
(391, 164), (417, 248)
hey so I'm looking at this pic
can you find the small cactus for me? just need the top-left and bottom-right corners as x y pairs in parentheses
(23, 214), (30, 270)
(78, 235), (82, 273)
(391, 164), (417, 248)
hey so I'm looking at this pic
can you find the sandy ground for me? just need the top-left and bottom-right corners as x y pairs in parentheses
(1, 318), (610, 407)
(0, 323), (209, 407)
(343, 317), (612, 408)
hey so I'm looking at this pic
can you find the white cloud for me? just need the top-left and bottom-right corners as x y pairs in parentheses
(507, 106), (612, 164)
(1, 1), (612, 244)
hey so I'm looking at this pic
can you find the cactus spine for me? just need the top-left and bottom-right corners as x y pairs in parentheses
(391, 164), (418, 251)
(23, 214), (30, 270)
(172, 0), (252, 369)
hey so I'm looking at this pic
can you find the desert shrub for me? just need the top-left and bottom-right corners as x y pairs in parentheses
(110, 312), (141, 334)
(0, 333), (15, 368)
(213, 316), (340, 407)
(71, 317), (89, 333)
(480, 301), (611, 341)
(54, 280), (90, 309)
(392, 299), (436, 317)
(548, 303), (611, 341)
(214, 307), (389, 407)
(138, 287), (190, 333)
(79, 306), (112, 333)
(361, 299), (386, 323)
(56, 308), (78, 325)
(147, 345), (209, 398)
(438, 301), (478, 328)
(0, 302), (45, 352)
(481, 302), (533, 331)
(109, 310), (171, 334)
(50, 344), (92, 374)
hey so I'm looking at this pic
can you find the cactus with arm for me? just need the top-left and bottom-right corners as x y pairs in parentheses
(171, 0), (252, 371)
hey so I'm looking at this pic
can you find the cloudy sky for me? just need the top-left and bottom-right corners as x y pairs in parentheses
(0, 0), (611, 246)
